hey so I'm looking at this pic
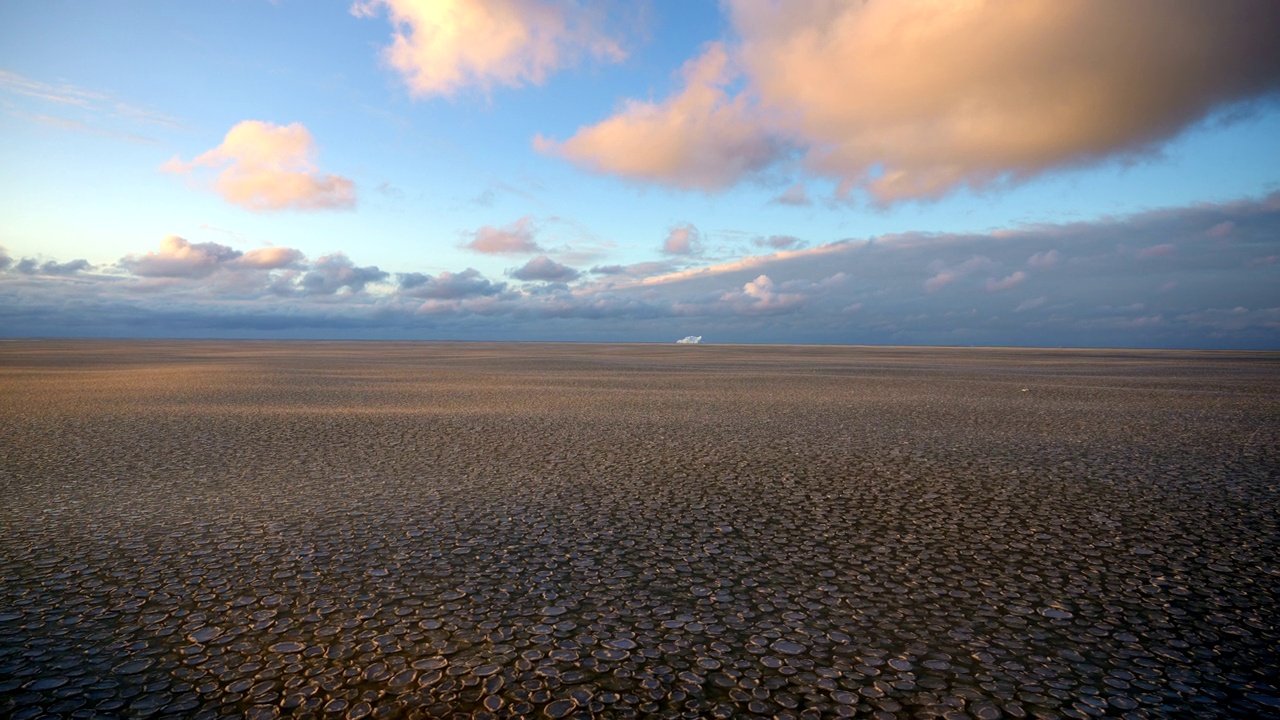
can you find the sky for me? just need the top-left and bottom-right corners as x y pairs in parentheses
(1, 0), (1279, 348)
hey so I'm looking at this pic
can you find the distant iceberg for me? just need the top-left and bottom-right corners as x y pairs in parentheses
(676, 335), (702, 344)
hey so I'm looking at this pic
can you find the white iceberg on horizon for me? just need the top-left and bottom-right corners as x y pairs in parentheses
(676, 335), (703, 344)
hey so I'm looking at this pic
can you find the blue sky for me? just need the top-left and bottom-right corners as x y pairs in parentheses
(2, 1), (1278, 347)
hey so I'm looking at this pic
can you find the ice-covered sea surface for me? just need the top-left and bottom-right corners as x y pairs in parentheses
(1, 341), (1277, 719)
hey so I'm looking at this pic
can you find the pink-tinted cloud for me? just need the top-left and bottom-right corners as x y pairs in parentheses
(465, 217), (542, 254)
(122, 236), (242, 278)
(121, 236), (307, 280)
(662, 224), (702, 256)
(12, 258), (93, 276)
(923, 271), (959, 294)
(535, 43), (785, 190)
(736, 0), (1280, 202)
(239, 247), (305, 270)
(986, 271), (1027, 292)
(352, 0), (625, 97)
(543, 1), (1280, 202)
(162, 121), (355, 211)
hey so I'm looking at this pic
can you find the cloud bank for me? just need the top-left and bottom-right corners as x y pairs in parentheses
(162, 121), (356, 211)
(2, 193), (1278, 347)
(543, 1), (1280, 202)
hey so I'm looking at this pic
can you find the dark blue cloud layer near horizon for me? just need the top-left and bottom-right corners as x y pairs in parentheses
(2, 193), (1277, 349)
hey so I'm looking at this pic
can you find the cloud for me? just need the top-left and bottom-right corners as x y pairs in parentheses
(300, 253), (389, 295)
(739, 0), (1280, 202)
(0, 69), (179, 142)
(1028, 249), (1061, 268)
(543, 1), (1280, 202)
(122, 236), (244, 278)
(535, 43), (787, 190)
(662, 224), (702, 256)
(352, 0), (626, 97)
(162, 121), (355, 211)
(922, 271), (958, 295)
(398, 268), (505, 299)
(589, 260), (678, 278)
(13, 258), (92, 276)
(1015, 296), (1047, 313)
(465, 217), (542, 254)
(119, 237), (307, 283)
(239, 247), (306, 270)
(985, 271), (1028, 292)
(1137, 243), (1176, 259)
(924, 256), (993, 293)
(509, 255), (580, 282)
(754, 235), (804, 251)
(771, 183), (811, 207)
(721, 274), (804, 314)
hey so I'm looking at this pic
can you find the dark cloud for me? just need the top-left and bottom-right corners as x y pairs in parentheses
(300, 253), (389, 295)
(14, 258), (92, 276)
(509, 256), (581, 282)
(398, 268), (505, 299)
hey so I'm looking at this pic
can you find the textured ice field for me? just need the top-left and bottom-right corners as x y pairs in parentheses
(1, 341), (1277, 719)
